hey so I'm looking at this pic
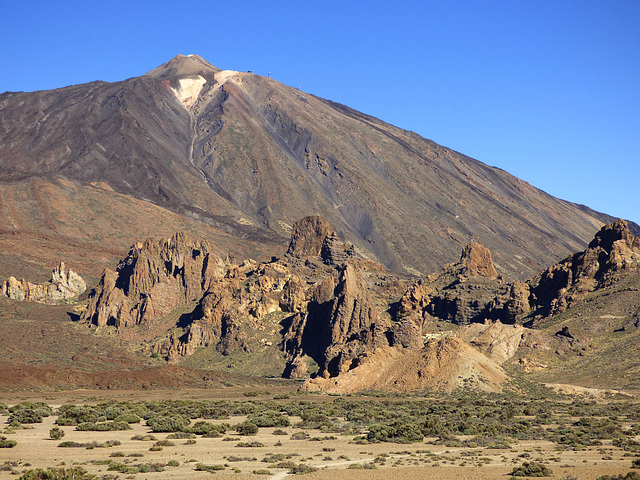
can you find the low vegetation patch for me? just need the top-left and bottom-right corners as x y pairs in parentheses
(510, 461), (553, 477)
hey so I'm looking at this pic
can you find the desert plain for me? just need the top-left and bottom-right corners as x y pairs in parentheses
(1, 386), (640, 480)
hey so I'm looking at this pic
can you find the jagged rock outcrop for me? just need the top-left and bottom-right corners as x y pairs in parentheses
(398, 221), (640, 328)
(2, 262), (86, 304)
(157, 259), (291, 361)
(81, 232), (225, 329)
(85, 217), (640, 392)
(459, 242), (499, 279)
(286, 215), (355, 266)
(398, 242), (506, 326)
(526, 219), (640, 322)
(282, 264), (391, 378)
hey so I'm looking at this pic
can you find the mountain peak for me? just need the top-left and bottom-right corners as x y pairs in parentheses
(145, 54), (221, 80)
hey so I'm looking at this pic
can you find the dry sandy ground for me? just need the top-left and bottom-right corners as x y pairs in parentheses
(0, 389), (637, 480)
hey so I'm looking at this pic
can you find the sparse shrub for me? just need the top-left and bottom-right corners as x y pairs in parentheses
(195, 463), (226, 472)
(236, 441), (265, 447)
(510, 461), (553, 477)
(184, 421), (226, 436)
(367, 420), (424, 443)
(17, 467), (93, 479)
(131, 434), (157, 441)
(146, 415), (190, 433)
(49, 427), (65, 440)
(113, 413), (140, 424)
(56, 405), (99, 425)
(0, 436), (17, 448)
(596, 474), (640, 480)
(287, 463), (317, 474)
(154, 439), (175, 447)
(248, 411), (290, 427)
(76, 421), (130, 431)
(8, 407), (48, 425)
(236, 421), (259, 436)
(227, 456), (257, 462)
(108, 462), (165, 474)
(166, 432), (195, 439)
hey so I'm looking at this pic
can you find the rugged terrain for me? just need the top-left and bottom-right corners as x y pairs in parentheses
(1, 55), (640, 396)
(2, 213), (635, 394)
(1, 54), (635, 284)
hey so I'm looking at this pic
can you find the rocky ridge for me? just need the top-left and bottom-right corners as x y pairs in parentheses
(398, 219), (640, 328)
(78, 217), (640, 393)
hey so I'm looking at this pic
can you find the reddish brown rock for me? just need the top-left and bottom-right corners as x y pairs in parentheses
(282, 264), (391, 378)
(286, 216), (335, 258)
(81, 232), (224, 330)
(459, 242), (499, 279)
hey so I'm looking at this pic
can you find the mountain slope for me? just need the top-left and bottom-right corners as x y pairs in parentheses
(0, 54), (631, 278)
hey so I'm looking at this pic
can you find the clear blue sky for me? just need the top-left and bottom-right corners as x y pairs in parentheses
(1, 0), (638, 224)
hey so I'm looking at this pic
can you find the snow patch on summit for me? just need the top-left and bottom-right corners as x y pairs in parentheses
(171, 75), (206, 109)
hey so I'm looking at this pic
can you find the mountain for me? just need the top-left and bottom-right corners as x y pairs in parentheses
(0, 54), (634, 281)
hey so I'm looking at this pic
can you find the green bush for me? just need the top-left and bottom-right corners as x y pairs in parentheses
(184, 421), (226, 436)
(18, 467), (93, 479)
(248, 411), (291, 427)
(113, 413), (140, 424)
(49, 427), (65, 440)
(8, 409), (44, 424)
(367, 420), (424, 443)
(597, 473), (640, 480)
(0, 436), (17, 448)
(56, 405), (99, 425)
(510, 461), (553, 477)
(287, 463), (317, 475)
(146, 415), (190, 433)
(236, 421), (259, 436)
(236, 441), (265, 447)
(195, 463), (225, 472)
(76, 421), (131, 431)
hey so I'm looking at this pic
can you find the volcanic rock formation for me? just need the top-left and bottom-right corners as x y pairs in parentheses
(80, 215), (531, 392)
(81, 232), (225, 330)
(399, 220), (640, 329)
(2, 262), (86, 304)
